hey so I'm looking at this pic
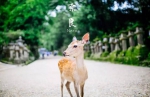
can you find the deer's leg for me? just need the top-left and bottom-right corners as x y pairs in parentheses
(80, 83), (85, 97)
(61, 77), (64, 97)
(65, 81), (73, 97)
(74, 82), (80, 97)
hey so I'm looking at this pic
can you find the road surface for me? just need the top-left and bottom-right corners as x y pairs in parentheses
(0, 56), (150, 97)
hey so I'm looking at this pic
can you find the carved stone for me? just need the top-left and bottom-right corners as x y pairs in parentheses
(103, 38), (108, 52)
(9, 42), (15, 60)
(14, 43), (20, 64)
(135, 27), (144, 45)
(127, 31), (135, 47)
(120, 33), (127, 51)
(114, 38), (120, 51)
(109, 37), (115, 52)
(98, 41), (103, 53)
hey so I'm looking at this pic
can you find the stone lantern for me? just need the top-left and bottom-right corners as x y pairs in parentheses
(9, 42), (15, 60)
(135, 27), (144, 45)
(127, 31), (135, 47)
(120, 33), (127, 51)
(94, 42), (98, 53)
(114, 38), (121, 51)
(103, 37), (108, 52)
(109, 37), (115, 52)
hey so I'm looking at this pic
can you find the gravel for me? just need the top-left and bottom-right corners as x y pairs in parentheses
(0, 56), (150, 97)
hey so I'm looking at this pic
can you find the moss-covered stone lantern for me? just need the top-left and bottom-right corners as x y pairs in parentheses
(120, 33), (127, 51)
(127, 31), (135, 47)
(135, 27), (144, 45)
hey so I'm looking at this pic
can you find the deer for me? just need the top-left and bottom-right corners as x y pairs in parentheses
(58, 33), (89, 97)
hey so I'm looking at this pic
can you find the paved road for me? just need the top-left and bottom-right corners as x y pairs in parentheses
(0, 56), (150, 97)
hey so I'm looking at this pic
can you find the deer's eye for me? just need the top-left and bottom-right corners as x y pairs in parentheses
(73, 45), (77, 48)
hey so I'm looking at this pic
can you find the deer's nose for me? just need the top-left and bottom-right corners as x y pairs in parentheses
(63, 52), (66, 56)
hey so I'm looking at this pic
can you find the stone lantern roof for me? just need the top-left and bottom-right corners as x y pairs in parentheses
(9, 41), (14, 46)
(16, 36), (24, 43)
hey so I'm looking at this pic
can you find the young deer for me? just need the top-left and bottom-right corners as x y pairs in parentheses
(58, 33), (89, 97)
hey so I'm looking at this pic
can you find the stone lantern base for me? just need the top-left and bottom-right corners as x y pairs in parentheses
(14, 59), (21, 64)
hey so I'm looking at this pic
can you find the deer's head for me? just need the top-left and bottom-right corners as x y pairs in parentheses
(63, 33), (89, 57)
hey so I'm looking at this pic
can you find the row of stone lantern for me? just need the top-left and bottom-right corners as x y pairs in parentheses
(3, 36), (30, 64)
(84, 27), (144, 56)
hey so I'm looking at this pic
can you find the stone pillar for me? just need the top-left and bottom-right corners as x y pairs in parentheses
(103, 38), (108, 52)
(19, 47), (24, 61)
(23, 46), (30, 61)
(98, 41), (103, 54)
(14, 43), (20, 64)
(90, 44), (94, 54)
(120, 33), (127, 51)
(114, 38), (121, 51)
(94, 42), (98, 53)
(9, 42), (15, 60)
(84, 45), (89, 52)
(127, 31), (135, 47)
(135, 27), (144, 45)
(85, 44), (89, 52)
(109, 37), (115, 52)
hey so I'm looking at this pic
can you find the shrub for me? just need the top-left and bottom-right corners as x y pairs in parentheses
(109, 50), (121, 62)
(100, 51), (109, 57)
(128, 45), (149, 65)
(98, 51), (110, 61)
(141, 60), (150, 67)
(148, 52), (150, 60)
(125, 47), (135, 64)
(116, 51), (126, 63)
(133, 45), (148, 59)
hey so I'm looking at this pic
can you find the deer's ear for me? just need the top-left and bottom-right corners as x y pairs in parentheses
(82, 33), (89, 44)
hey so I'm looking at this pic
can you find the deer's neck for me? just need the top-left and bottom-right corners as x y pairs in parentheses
(75, 51), (84, 68)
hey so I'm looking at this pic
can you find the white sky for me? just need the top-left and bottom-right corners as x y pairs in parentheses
(112, 1), (132, 10)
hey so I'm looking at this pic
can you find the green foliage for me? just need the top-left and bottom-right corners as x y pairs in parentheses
(133, 45), (148, 60)
(126, 21), (143, 31)
(93, 36), (101, 42)
(109, 50), (121, 62)
(116, 51), (126, 63)
(148, 52), (150, 60)
(100, 52), (109, 57)
(0, 32), (6, 45)
(141, 60), (150, 67)
(124, 47), (135, 64)
(5, 30), (24, 40)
